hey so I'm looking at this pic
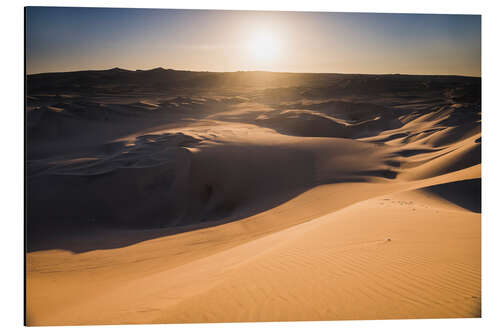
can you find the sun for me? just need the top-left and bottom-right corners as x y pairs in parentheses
(249, 32), (280, 63)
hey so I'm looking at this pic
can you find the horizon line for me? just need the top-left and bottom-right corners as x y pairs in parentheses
(26, 66), (482, 78)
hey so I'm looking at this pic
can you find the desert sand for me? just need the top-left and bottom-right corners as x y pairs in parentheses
(26, 69), (481, 325)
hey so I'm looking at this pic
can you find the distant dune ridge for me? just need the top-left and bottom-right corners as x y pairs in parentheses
(26, 69), (481, 325)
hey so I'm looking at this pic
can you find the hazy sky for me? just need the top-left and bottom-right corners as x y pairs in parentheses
(26, 7), (481, 76)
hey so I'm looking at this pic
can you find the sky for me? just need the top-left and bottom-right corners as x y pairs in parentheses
(26, 7), (481, 76)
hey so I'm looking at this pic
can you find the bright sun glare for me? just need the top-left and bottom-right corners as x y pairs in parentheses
(249, 32), (279, 63)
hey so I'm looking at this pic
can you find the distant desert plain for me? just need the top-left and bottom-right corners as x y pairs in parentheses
(26, 69), (481, 325)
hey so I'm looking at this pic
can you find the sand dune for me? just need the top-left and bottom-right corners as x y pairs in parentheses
(26, 70), (481, 325)
(26, 166), (481, 325)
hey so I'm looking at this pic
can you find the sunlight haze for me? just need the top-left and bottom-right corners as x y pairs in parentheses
(26, 7), (481, 76)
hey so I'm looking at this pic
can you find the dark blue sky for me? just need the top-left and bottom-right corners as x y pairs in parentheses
(26, 7), (481, 76)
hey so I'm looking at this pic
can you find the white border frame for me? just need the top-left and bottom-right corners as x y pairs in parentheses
(3, 1), (499, 332)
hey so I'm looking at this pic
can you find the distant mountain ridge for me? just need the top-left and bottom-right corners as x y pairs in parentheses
(27, 67), (481, 99)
